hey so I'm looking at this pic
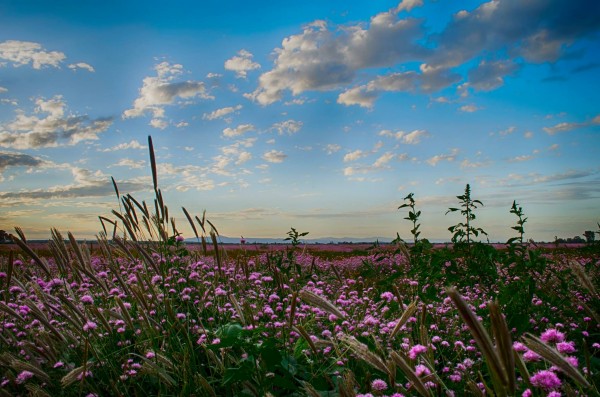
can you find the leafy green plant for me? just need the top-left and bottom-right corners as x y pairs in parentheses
(507, 200), (527, 246)
(446, 183), (488, 246)
(398, 193), (421, 244)
(284, 227), (309, 248)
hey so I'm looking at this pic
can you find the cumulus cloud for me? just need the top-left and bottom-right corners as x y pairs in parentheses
(0, 40), (66, 69)
(223, 124), (254, 138)
(247, 14), (427, 105)
(224, 49), (261, 78)
(0, 96), (112, 149)
(203, 105), (242, 121)
(459, 104), (481, 113)
(379, 129), (429, 144)
(110, 159), (146, 169)
(262, 150), (287, 163)
(68, 62), (95, 72)
(343, 151), (401, 176)
(271, 120), (303, 135)
(123, 61), (211, 128)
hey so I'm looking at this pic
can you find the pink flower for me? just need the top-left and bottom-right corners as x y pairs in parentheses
(371, 379), (387, 391)
(415, 364), (431, 377)
(556, 341), (575, 354)
(83, 320), (98, 332)
(540, 329), (565, 344)
(530, 370), (561, 390)
(522, 389), (532, 397)
(523, 350), (541, 362)
(408, 344), (428, 360)
(81, 295), (94, 304)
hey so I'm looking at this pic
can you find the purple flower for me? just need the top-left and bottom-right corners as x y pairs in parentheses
(83, 320), (98, 332)
(175, 235), (185, 242)
(81, 295), (94, 304)
(540, 329), (565, 344)
(408, 344), (428, 359)
(521, 389), (532, 397)
(371, 379), (387, 391)
(16, 370), (34, 384)
(556, 341), (576, 354)
(530, 370), (561, 391)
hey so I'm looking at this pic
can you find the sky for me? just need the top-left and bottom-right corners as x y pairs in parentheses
(0, 0), (599, 242)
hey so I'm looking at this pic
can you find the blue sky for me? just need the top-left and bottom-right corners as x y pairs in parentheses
(0, 0), (599, 241)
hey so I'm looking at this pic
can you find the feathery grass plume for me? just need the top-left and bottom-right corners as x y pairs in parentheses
(24, 384), (52, 397)
(9, 233), (51, 278)
(298, 289), (346, 320)
(10, 359), (51, 383)
(340, 334), (391, 377)
(3, 250), (13, 304)
(467, 379), (485, 396)
(522, 333), (591, 389)
(61, 363), (94, 387)
(338, 371), (357, 397)
(488, 301), (516, 394)
(446, 288), (508, 394)
(390, 351), (430, 397)
(288, 291), (298, 330)
(569, 260), (599, 299)
(49, 228), (69, 275)
(301, 381), (321, 397)
(14, 226), (26, 243)
(229, 294), (246, 326)
(391, 300), (418, 338)
(194, 374), (217, 397)
(513, 346), (531, 386)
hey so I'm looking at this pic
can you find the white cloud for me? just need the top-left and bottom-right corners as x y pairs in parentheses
(324, 144), (341, 154)
(262, 150), (287, 163)
(379, 129), (428, 144)
(0, 40), (66, 69)
(203, 105), (242, 120)
(343, 150), (366, 162)
(426, 149), (459, 166)
(0, 96), (112, 149)
(224, 49), (261, 78)
(68, 62), (95, 72)
(223, 124), (254, 138)
(150, 118), (168, 129)
(396, 0), (424, 12)
(543, 114), (600, 135)
(110, 159), (145, 169)
(467, 59), (519, 91)
(0, 86), (8, 93)
(271, 120), (303, 135)
(524, 131), (534, 138)
(123, 62), (211, 126)
(100, 140), (146, 152)
(459, 104), (481, 113)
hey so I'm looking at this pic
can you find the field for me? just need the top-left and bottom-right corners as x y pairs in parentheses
(0, 140), (598, 397)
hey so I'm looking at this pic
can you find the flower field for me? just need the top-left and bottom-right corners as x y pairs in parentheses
(0, 139), (598, 396)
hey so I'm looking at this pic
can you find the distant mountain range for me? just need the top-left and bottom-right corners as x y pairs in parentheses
(184, 236), (397, 245)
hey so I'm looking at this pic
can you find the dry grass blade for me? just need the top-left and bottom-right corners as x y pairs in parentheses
(111, 176), (120, 200)
(61, 363), (94, 387)
(489, 301), (515, 394)
(390, 351), (430, 397)
(148, 135), (158, 191)
(288, 291), (298, 330)
(14, 226), (26, 243)
(182, 206), (200, 240)
(391, 300), (418, 338)
(446, 288), (508, 389)
(522, 333), (591, 389)
(299, 289), (345, 320)
(340, 334), (390, 377)
(10, 359), (50, 383)
(293, 325), (318, 355)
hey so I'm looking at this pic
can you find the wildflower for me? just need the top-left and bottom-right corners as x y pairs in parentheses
(175, 235), (185, 242)
(145, 351), (155, 359)
(371, 379), (387, 391)
(540, 329), (565, 343)
(409, 344), (428, 359)
(556, 341), (576, 354)
(415, 364), (431, 377)
(53, 361), (64, 368)
(522, 389), (532, 397)
(523, 350), (541, 362)
(530, 370), (561, 391)
(81, 295), (94, 304)
(83, 320), (98, 332)
(16, 370), (34, 384)
(380, 291), (394, 302)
